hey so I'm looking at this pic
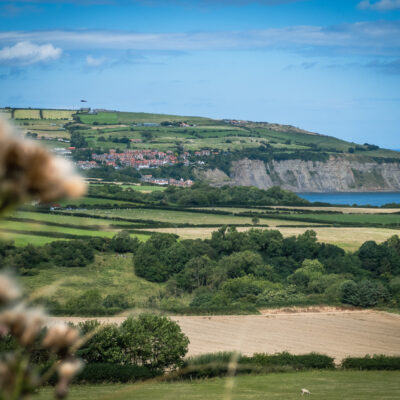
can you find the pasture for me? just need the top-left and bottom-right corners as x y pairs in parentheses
(63, 207), (309, 226)
(21, 253), (163, 308)
(281, 212), (400, 226)
(36, 371), (400, 400)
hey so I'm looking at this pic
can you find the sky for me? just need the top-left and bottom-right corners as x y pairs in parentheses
(0, 0), (399, 147)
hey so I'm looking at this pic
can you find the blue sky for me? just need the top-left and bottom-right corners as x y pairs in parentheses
(0, 0), (399, 147)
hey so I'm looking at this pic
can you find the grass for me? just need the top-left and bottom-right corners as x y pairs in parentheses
(12, 211), (134, 227)
(121, 185), (167, 192)
(21, 253), (162, 308)
(58, 196), (136, 206)
(35, 371), (400, 400)
(0, 231), (62, 246)
(79, 112), (119, 124)
(282, 212), (400, 226)
(0, 220), (119, 238)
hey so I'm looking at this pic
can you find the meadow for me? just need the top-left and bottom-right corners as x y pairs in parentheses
(36, 371), (400, 400)
(63, 207), (306, 226)
(21, 253), (161, 309)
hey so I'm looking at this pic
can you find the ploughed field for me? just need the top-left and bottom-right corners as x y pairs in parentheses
(58, 309), (400, 362)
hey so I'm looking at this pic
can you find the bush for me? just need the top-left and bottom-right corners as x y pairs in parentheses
(342, 355), (400, 370)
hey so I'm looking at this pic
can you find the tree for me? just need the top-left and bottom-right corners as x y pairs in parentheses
(121, 314), (189, 371)
(70, 132), (88, 148)
(110, 231), (140, 253)
(251, 216), (259, 225)
(77, 320), (127, 364)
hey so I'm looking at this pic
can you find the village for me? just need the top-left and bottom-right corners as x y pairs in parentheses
(74, 148), (222, 187)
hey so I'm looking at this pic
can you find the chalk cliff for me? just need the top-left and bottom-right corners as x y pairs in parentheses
(197, 157), (400, 192)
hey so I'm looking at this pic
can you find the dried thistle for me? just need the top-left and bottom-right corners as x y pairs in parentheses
(0, 273), (21, 306)
(0, 117), (86, 213)
(0, 274), (83, 400)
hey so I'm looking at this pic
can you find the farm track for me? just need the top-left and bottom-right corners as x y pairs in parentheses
(55, 309), (400, 362)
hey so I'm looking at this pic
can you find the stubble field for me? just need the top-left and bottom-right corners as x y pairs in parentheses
(58, 309), (400, 362)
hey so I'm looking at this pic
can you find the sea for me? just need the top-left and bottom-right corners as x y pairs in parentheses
(297, 192), (400, 207)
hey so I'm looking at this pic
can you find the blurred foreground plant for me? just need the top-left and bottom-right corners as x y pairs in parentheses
(0, 117), (87, 398)
(0, 117), (86, 213)
(0, 274), (82, 399)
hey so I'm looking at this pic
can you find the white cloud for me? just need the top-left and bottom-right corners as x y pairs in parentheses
(0, 41), (61, 66)
(86, 55), (106, 67)
(358, 0), (400, 11)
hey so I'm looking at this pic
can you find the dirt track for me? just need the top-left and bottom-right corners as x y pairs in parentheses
(55, 309), (400, 362)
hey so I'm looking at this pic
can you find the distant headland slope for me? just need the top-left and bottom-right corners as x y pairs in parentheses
(1, 107), (400, 192)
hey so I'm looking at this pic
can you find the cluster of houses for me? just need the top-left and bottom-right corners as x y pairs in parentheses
(141, 175), (194, 187)
(91, 149), (179, 169)
(76, 160), (98, 169)
(223, 119), (249, 125)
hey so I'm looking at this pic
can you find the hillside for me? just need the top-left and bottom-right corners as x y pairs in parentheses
(3, 107), (400, 192)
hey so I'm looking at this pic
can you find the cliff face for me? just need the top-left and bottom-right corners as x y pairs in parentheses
(219, 158), (400, 192)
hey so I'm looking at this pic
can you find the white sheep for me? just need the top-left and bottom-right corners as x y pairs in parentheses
(301, 388), (311, 396)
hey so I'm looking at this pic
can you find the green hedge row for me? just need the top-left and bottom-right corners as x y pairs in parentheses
(75, 363), (156, 383)
(176, 352), (335, 380)
(44, 363), (156, 384)
(342, 355), (400, 370)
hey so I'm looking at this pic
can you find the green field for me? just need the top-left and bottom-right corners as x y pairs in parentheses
(12, 211), (134, 227)
(280, 212), (400, 226)
(58, 196), (136, 206)
(63, 208), (284, 226)
(79, 112), (120, 124)
(36, 371), (400, 400)
(0, 231), (62, 246)
(121, 185), (167, 192)
(21, 253), (163, 308)
(0, 220), (119, 238)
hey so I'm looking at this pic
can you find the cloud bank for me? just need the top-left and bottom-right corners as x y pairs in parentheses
(0, 41), (61, 65)
(358, 0), (400, 11)
(0, 21), (399, 57)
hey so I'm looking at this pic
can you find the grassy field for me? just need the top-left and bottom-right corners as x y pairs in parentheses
(64, 208), (314, 226)
(0, 220), (119, 238)
(36, 371), (400, 400)
(282, 212), (400, 226)
(12, 211), (135, 227)
(0, 231), (61, 246)
(58, 196), (136, 206)
(21, 253), (164, 308)
(121, 185), (167, 192)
